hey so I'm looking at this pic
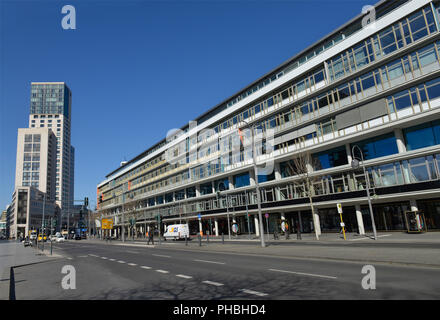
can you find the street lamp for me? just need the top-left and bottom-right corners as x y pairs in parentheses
(351, 145), (378, 240)
(216, 181), (231, 240)
(240, 119), (266, 248)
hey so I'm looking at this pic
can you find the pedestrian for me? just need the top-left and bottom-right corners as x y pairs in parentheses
(147, 227), (154, 245)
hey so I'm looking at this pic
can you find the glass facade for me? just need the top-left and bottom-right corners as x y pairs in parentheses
(351, 133), (398, 161)
(312, 146), (348, 170)
(404, 120), (440, 151)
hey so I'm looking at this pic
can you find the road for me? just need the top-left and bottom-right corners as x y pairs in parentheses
(10, 240), (440, 300)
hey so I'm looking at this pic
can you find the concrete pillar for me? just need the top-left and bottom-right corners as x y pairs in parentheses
(355, 204), (365, 235)
(254, 216), (260, 237)
(305, 154), (314, 173)
(228, 176), (234, 190)
(214, 219), (219, 236)
(346, 143), (353, 164)
(274, 162), (282, 180)
(249, 170), (256, 186)
(312, 210), (321, 235)
(394, 128), (407, 153)
(410, 199), (418, 212)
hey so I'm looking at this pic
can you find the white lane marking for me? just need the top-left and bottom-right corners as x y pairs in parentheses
(349, 234), (392, 241)
(269, 269), (337, 279)
(194, 259), (225, 265)
(140, 266), (152, 269)
(67, 257), (73, 260)
(88, 254), (98, 257)
(117, 260), (126, 263)
(109, 258), (116, 261)
(202, 280), (224, 287)
(128, 263), (138, 266)
(101, 257), (108, 259)
(176, 274), (193, 279)
(156, 270), (169, 274)
(240, 289), (268, 297)
(152, 254), (171, 258)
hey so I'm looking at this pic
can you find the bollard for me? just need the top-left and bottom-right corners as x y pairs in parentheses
(296, 223), (302, 240)
(185, 235), (188, 246)
(9, 267), (15, 300)
(221, 232), (224, 244)
(207, 232), (209, 243)
(198, 234), (201, 246)
(50, 240), (53, 255)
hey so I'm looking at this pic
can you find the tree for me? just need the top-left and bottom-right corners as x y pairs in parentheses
(285, 149), (321, 240)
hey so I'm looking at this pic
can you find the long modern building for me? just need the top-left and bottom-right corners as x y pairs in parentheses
(97, 0), (440, 238)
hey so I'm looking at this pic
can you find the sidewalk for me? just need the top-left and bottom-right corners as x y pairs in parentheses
(0, 240), (62, 300)
(86, 231), (440, 268)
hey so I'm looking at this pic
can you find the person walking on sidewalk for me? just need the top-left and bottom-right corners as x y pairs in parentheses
(147, 228), (154, 245)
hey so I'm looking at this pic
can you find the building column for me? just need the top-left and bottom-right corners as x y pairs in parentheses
(214, 219), (219, 236)
(346, 143), (353, 163)
(254, 216), (260, 237)
(274, 162), (282, 180)
(394, 128), (406, 153)
(410, 199), (418, 212)
(355, 204), (365, 235)
(228, 176), (234, 190)
(249, 170), (256, 186)
(196, 185), (201, 197)
(312, 211), (321, 235)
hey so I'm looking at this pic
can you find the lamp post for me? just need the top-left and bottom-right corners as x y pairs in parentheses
(41, 194), (46, 252)
(240, 120), (266, 248)
(216, 181), (231, 240)
(351, 145), (378, 240)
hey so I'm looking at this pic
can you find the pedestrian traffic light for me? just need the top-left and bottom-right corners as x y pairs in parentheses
(85, 197), (89, 207)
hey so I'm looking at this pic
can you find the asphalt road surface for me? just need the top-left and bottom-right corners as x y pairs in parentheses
(12, 241), (440, 300)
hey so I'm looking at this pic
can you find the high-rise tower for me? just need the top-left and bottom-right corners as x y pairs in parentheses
(29, 82), (74, 214)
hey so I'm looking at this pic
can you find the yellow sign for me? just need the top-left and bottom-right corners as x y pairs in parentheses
(101, 218), (114, 230)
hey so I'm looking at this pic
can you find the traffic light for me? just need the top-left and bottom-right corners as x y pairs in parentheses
(84, 197), (89, 207)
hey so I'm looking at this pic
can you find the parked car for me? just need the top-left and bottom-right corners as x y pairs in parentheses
(74, 234), (81, 240)
(29, 231), (37, 240)
(56, 235), (65, 243)
(49, 235), (57, 241)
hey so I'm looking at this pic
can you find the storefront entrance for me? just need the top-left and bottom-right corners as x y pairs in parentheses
(417, 199), (440, 230)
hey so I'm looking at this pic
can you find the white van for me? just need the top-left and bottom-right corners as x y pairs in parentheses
(163, 224), (190, 240)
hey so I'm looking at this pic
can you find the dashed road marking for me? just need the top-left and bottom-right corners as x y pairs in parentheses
(117, 260), (126, 263)
(240, 289), (268, 297)
(128, 263), (138, 266)
(109, 258), (116, 261)
(101, 257), (108, 259)
(152, 254), (171, 258)
(140, 266), (152, 269)
(88, 254), (99, 257)
(176, 274), (193, 279)
(194, 259), (225, 265)
(156, 270), (169, 274)
(268, 269), (337, 279)
(202, 280), (223, 287)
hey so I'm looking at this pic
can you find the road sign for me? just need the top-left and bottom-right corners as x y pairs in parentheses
(101, 218), (113, 230)
(232, 223), (238, 233)
(265, 213), (269, 218)
(337, 203), (343, 214)
(198, 214), (201, 220)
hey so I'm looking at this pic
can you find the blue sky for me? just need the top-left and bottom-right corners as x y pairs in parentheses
(0, 0), (369, 209)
